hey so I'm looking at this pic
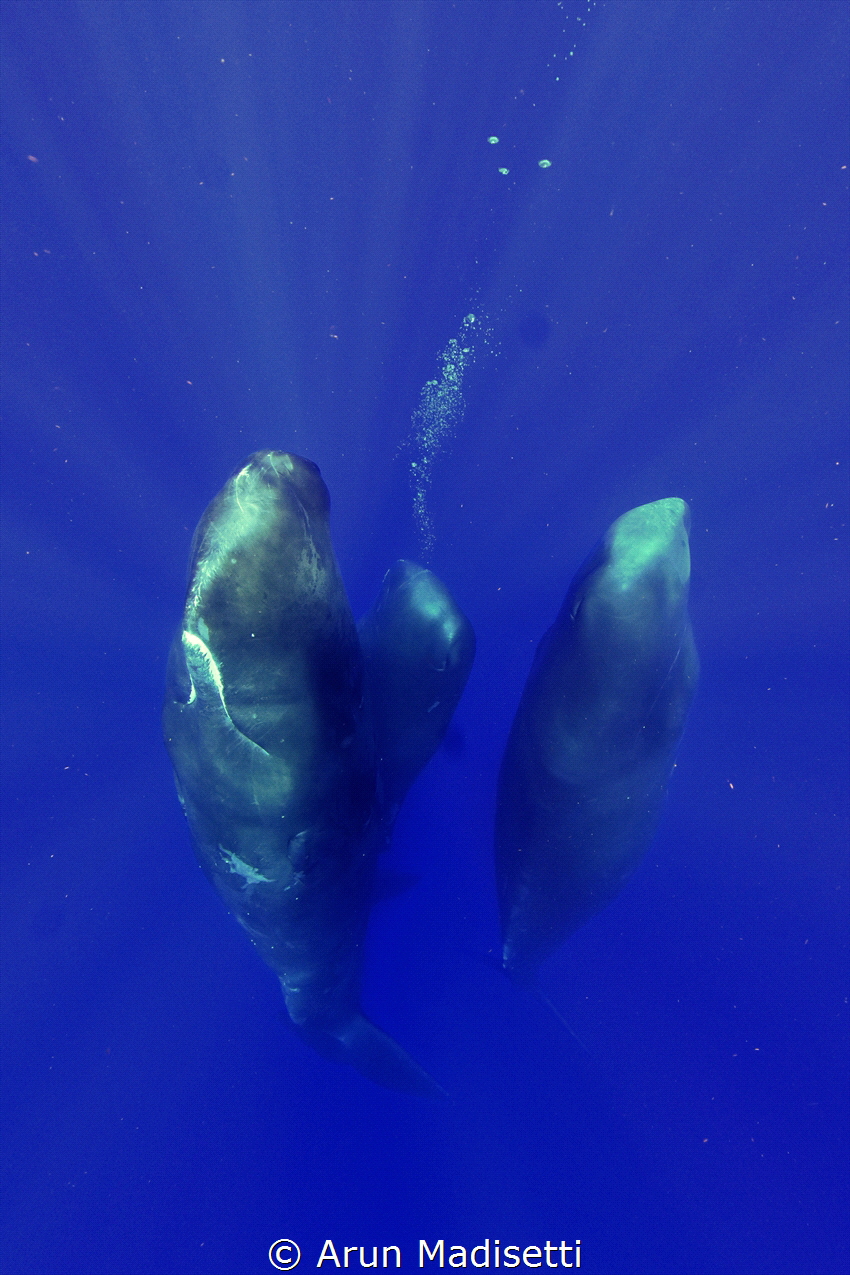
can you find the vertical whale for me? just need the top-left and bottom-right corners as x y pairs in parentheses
(496, 498), (698, 983)
(359, 559), (476, 823)
(163, 451), (473, 1094)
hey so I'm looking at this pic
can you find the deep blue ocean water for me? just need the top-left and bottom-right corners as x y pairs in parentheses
(1, 3), (848, 1273)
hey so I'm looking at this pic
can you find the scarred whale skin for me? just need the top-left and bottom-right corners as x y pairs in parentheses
(163, 451), (473, 1095)
(495, 498), (698, 983)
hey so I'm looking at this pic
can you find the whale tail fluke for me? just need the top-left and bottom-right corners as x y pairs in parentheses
(294, 1013), (447, 1099)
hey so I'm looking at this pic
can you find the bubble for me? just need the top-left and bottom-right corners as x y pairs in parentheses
(538, 159), (552, 168)
(488, 136), (499, 144)
(402, 310), (489, 560)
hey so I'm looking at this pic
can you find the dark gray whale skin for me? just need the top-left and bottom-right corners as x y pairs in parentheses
(359, 559), (476, 824)
(163, 451), (473, 1095)
(495, 498), (698, 984)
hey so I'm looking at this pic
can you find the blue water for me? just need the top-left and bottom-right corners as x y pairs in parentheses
(1, 3), (847, 1273)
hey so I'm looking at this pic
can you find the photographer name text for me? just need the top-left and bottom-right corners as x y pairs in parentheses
(316, 1240), (581, 1269)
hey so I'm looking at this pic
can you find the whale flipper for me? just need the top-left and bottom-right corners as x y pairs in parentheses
(496, 498), (698, 983)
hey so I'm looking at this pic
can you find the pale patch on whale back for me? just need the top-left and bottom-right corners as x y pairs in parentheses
(218, 845), (273, 885)
(183, 630), (226, 704)
(186, 466), (280, 625)
(181, 630), (271, 758)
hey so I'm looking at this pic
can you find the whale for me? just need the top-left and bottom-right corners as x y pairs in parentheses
(163, 451), (473, 1094)
(495, 497), (698, 983)
(359, 559), (476, 823)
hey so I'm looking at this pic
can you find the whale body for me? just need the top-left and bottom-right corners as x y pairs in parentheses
(495, 497), (698, 983)
(359, 559), (475, 822)
(163, 451), (473, 1094)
